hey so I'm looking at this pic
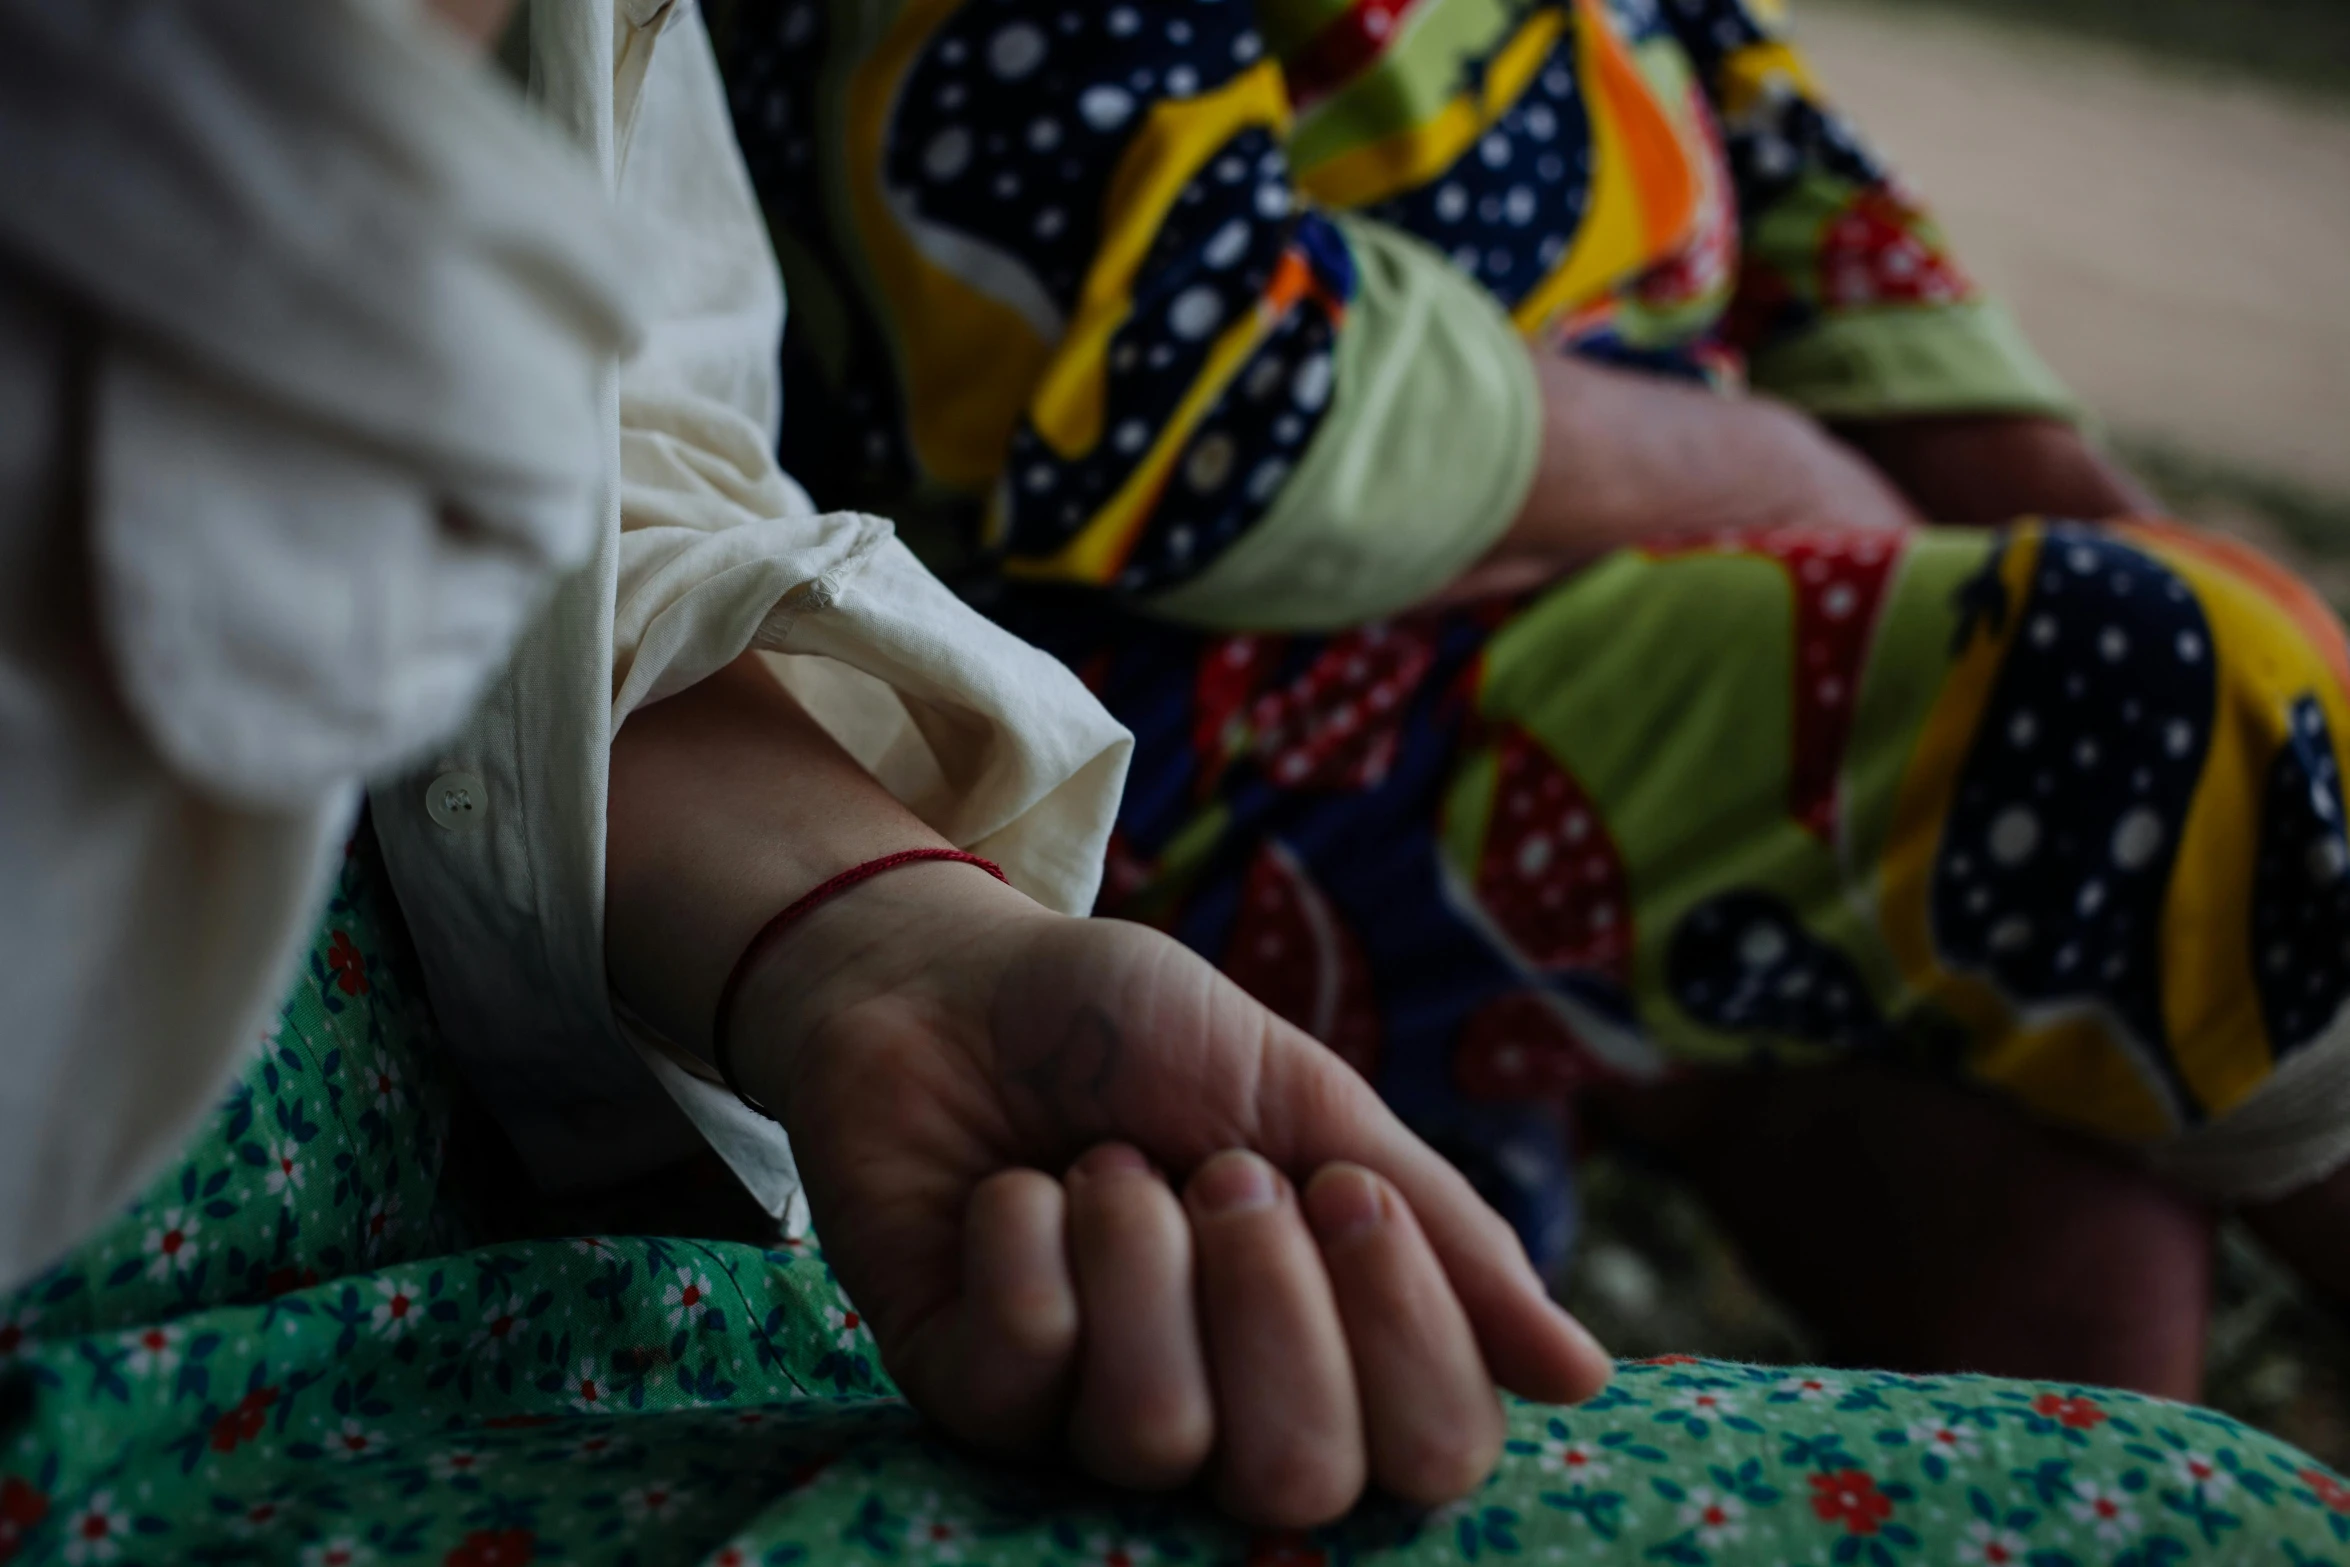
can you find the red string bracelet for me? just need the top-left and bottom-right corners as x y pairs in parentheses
(712, 848), (1006, 1119)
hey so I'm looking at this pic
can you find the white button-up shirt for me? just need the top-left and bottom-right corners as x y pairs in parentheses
(0, 0), (1130, 1290)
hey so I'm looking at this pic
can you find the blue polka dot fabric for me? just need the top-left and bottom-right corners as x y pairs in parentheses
(2255, 696), (2350, 1061)
(1356, 31), (1595, 313)
(1668, 889), (1887, 1053)
(1931, 528), (2217, 1116)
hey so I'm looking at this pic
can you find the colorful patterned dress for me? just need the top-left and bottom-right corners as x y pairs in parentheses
(3, 836), (2346, 1565)
(712, 0), (2350, 1263)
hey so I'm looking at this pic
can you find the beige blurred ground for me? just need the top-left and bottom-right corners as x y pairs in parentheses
(1798, 2), (2350, 498)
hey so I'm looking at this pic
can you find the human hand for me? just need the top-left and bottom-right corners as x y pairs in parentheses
(727, 863), (1612, 1526)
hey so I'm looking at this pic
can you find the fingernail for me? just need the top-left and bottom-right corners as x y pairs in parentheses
(1070, 1143), (1150, 1184)
(1191, 1150), (1278, 1214)
(1304, 1164), (1385, 1243)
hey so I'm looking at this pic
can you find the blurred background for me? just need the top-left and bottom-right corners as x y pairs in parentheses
(1562, 0), (2350, 1468)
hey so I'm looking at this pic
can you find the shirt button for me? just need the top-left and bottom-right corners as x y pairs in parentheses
(425, 771), (488, 831)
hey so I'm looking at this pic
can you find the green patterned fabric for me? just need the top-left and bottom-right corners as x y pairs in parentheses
(2, 835), (2346, 1567)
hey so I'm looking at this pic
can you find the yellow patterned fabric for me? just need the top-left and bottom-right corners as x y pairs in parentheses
(718, 0), (2074, 625)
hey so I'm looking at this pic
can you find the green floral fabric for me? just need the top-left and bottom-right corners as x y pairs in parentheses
(3, 837), (2346, 1567)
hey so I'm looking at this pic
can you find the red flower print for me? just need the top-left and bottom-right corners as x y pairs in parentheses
(0, 1476), (48, 1563)
(445, 1529), (535, 1567)
(208, 1386), (280, 1452)
(1247, 1532), (1326, 1567)
(2031, 1392), (2109, 1430)
(2302, 1468), (2350, 1512)
(1810, 1469), (1895, 1535)
(326, 931), (370, 997)
(1640, 1354), (1700, 1366)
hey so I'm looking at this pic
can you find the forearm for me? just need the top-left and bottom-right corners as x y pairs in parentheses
(1834, 415), (2157, 525)
(1432, 355), (1918, 603)
(1437, 367), (2153, 608)
(604, 652), (951, 1058)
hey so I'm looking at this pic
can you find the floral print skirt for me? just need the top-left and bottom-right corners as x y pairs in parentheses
(997, 518), (2350, 1271)
(2, 830), (2347, 1566)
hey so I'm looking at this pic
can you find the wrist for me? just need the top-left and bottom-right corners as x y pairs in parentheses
(721, 859), (1057, 1124)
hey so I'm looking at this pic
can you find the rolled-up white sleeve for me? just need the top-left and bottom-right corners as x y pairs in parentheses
(376, 8), (1131, 1221)
(0, 0), (645, 1288)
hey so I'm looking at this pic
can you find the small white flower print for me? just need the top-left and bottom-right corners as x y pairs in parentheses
(1773, 1373), (1841, 1403)
(359, 1195), (401, 1256)
(327, 1417), (385, 1461)
(1538, 1438), (1613, 1483)
(469, 1300), (529, 1358)
(2067, 1480), (2141, 1544)
(263, 1139), (306, 1197)
(1961, 1519), (2027, 1565)
(568, 1236), (613, 1259)
(2170, 1450), (2233, 1501)
(568, 1431), (624, 1463)
(824, 1300), (867, 1352)
(1907, 1419), (1982, 1461)
(61, 1490), (127, 1564)
(366, 1056), (403, 1111)
(230, 1497), (288, 1537)
(662, 1268), (715, 1331)
(427, 1447), (486, 1483)
(120, 1324), (184, 1378)
(370, 1278), (423, 1338)
(301, 1536), (369, 1567)
(1080, 1535), (1152, 1567)
(905, 1494), (970, 1561)
(619, 1480), (686, 1522)
(1677, 1487), (1746, 1546)
(569, 1357), (609, 1412)
(141, 1208), (201, 1279)
(1669, 1387), (1737, 1418)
